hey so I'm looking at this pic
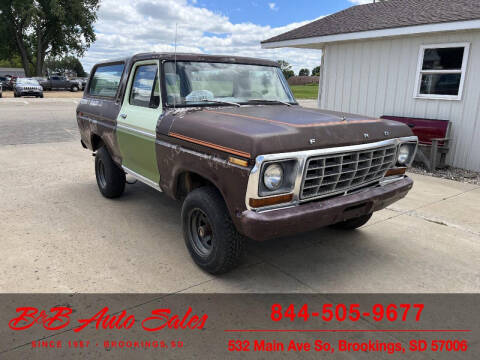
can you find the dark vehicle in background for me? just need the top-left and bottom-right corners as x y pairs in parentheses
(39, 75), (80, 91)
(77, 53), (417, 274)
(1, 75), (16, 90)
(14, 78), (44, 98)
(71, 77), (88, 90)
(32, 76), (47, 84)
(0, 77), (6, 94)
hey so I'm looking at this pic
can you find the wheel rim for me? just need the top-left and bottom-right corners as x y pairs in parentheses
(97, 159), (107, 188)
(188, 208), (214, 257)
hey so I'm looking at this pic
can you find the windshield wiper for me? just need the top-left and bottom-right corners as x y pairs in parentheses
(186, 99), (241, 107)
(247, 99), (292, 106)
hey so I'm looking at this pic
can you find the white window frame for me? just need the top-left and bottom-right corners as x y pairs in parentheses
(413, 42), (470, 101)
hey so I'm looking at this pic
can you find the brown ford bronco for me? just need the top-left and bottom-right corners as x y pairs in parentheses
(76, 53), (417, 274)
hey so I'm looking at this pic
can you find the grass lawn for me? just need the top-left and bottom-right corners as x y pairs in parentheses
(290, 83), (319, 100)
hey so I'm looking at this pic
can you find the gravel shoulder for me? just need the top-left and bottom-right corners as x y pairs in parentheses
(409, 163), (480, 185)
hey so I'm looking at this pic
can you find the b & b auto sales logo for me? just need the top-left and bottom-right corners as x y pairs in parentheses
(9, 306), (207, 332)
(8, 306), (207, 350)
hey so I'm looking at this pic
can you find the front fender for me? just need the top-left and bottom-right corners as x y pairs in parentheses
(155, 138), (251, 224)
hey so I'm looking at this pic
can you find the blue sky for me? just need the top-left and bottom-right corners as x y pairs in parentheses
(83, 0), (369, 73)
(196, 0), (357, 27)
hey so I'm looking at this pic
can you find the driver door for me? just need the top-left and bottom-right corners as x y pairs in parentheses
(116, 60), (162, 184)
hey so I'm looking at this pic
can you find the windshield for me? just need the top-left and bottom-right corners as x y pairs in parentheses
(164, 61), (295, 106)
(17, 79), (40, 86)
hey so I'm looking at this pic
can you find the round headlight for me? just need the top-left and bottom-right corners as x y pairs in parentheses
(263, 164), (283, 190)
(397, 144), (411, 165)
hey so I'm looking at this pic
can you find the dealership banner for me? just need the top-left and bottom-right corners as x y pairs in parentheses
(0, 294), (478, 359)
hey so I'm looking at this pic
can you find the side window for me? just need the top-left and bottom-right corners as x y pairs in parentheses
(129, 64), (160, 108)
(89, 63), (125, 98)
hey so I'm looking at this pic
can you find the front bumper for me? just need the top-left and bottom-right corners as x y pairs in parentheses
(237, 176), (413, 241)
(19, 91), (42, 96)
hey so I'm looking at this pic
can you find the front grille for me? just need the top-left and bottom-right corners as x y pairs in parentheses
(301, 144), (397, 200)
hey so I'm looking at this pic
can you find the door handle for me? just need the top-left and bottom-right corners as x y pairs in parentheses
(120, 113), (127, 119)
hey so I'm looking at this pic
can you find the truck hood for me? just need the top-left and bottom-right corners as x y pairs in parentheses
(161, 105), (413, 159)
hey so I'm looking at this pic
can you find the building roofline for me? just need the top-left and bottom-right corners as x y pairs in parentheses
(0, 67), (26, 71)
(262, 19), (480, 49)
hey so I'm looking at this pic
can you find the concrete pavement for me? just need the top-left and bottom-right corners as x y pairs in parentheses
(0, 99), (479, 293)
(0, 98), (79, 145)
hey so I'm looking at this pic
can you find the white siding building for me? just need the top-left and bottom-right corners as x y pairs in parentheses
(0, 68), (26, 77)
(262, 0), (480, 171)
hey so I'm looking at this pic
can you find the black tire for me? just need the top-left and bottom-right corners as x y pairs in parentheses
(330, 213), (373, 230)
(71, 85), (79, 92)
(14, 92), (18, 98)
(39, 93), (44, 98)
(181, 186), (245, 274)
(95, 146), (126, 198)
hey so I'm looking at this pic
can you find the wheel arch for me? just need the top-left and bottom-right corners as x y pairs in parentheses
(174, 170), (219, 201)
(90, 133), (105, 151)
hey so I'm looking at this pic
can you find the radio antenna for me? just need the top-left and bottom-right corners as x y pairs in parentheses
(173, 23), (178, 109)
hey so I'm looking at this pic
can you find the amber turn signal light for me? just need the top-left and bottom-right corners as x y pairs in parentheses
(249, 193), (293, 208)
(228, 156), (249, 167)
(385, 167), (406, 177)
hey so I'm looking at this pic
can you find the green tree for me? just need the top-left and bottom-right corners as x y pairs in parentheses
(45, 56), (87, 77)
(277, 60), (294, 79)
(0, 0), (99, 76)
(311, 66), (321, 76)
(0, 55), (24, 69)
(298, 68), (310, 76)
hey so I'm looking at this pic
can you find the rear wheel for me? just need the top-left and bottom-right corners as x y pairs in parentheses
(95, 146), (126, 198)
(71, 85), (79, 92)
(330, 213), (373, 230)
(182, 186), (245, 274)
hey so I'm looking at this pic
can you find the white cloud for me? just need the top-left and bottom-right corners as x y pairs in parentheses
(348, 0), (373, 4)
(82, 0), (324, 74)
(268, 3), (278, 11)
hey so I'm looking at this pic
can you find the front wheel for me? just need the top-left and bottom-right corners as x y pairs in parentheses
(330, 213), (373, 230)
(95, 146), (126, 198)
(181, 187), (245, 274)
(71, 85), (79, 92)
